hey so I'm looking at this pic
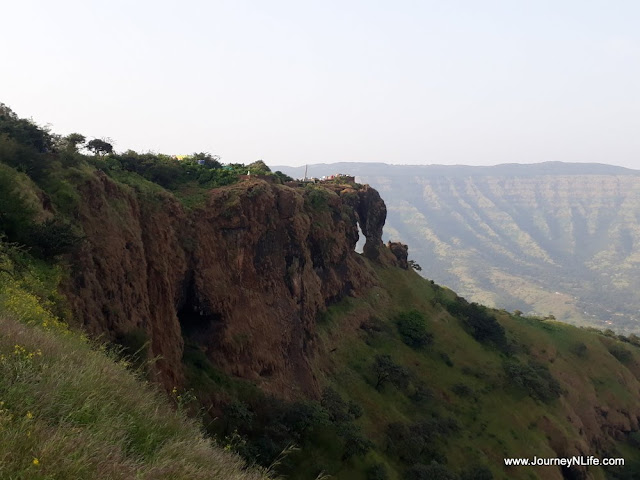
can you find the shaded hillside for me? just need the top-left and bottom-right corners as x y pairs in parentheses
(274, 162), (640, 333)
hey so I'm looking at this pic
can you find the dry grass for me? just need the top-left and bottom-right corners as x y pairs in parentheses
(0, 314), (269, 480)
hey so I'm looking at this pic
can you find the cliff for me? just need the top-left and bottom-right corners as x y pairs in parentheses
(64, 174), (394, 395)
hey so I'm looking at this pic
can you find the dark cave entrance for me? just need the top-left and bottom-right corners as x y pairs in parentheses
(177, 275), (223, 343)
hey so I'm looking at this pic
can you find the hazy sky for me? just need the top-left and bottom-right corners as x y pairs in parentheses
(2, 1), (639, 168)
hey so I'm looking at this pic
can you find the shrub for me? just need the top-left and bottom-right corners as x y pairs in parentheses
(305, 186), (330, 211)
(321, 387), (352, 423)
(0, 169), (37, 242)
(411, 383), (433, 404)
(223, 401), (255, 434)
(406, 462), (458, 480)
(395, 310), (433, 349)
(386, 422), (425, 463)
(439, 352), (454, 367)
(608, 344), (633, 364)
(367, 463), (389, 480)
(503, 360), (562, 402)
(461, 466), (494, 480)
(443, 297), (507, 350)
(338, 423), (374, 459)
(451, 383), (474, 397)
(22, 218), (83, 258)
(571, 342), (588, 358)
(628, 431), (640, 448)
(373, 354), (409, 391)
(386, 418), (457, 466)
(347, 400), (363, 419)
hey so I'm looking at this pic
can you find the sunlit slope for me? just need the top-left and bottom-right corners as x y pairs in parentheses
(314, 263), (640, 480)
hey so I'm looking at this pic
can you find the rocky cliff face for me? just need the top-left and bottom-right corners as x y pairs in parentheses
(64, 174), (392, 395)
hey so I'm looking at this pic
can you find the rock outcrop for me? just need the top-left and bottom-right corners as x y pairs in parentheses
(63, 176), (391, 396)
(387, 241), (409, 269)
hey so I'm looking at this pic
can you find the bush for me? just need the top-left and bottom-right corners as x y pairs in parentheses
(386, 418), (457, 466)
(443, 297), (507, 350)
(628, 431), (640, 448)
(461, 466), (494, 480)
(367, 463), (389, 480)
(411, 383), (433, 404)
(406, 462), (458, 480)
(305, 186), (330, 211)
(503, 360), (562, 402)
(571, 342), (588, 358)
(338, 423), (374, 459)
(395, 310), (433, 348)
(0, 104), (54, 153)
(608, 344), (633, 364)
(373, 354), (410, 391)
(0, 169), (36, 242)
(439, 352), (454, 367)
(321, 387), (352, 423)
(22, 219), (83, 258)
(386, 422), (426, 463)
(451, 383), (474, 397)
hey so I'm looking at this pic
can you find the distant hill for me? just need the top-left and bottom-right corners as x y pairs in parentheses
(273, 162), (640, 333)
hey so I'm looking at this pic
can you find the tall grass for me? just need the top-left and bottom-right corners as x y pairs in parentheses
(0, 249), (269, 480)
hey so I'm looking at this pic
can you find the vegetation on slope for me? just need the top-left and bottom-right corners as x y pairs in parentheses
(0, 242), (268, 479)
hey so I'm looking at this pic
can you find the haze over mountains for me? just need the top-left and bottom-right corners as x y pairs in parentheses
(274, 162), (640, 333)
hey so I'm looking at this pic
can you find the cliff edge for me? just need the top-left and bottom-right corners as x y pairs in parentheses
(64, 175), (395, 396)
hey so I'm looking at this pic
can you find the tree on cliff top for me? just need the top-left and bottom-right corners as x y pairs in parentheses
(86, 138), (113, 156)
(248, 160), (271, 174)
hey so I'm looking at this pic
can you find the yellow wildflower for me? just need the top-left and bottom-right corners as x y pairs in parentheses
(32, 458), (39, 466)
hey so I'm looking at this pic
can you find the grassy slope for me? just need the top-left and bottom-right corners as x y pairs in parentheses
(0, 251), (267, 480)
(313, 263), (640, 480)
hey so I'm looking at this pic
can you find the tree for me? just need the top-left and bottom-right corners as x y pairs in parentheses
(64, 133), (86, 151)
(192, 152), (221, 169)
(86, 138), (113, 156)
(373, 354), (409, 390)
(248, 159), (271, 174)
(0, 103), (54, 153)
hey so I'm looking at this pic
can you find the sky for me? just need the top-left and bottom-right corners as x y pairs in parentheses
(2, 0), (639, 169)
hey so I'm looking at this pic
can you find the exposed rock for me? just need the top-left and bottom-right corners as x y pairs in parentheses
(63, 176), (380, 397)
(387, 241), (409, 269)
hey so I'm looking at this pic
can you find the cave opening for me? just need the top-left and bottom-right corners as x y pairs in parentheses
(177, 275), (223, 342)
